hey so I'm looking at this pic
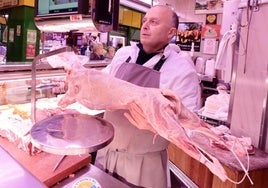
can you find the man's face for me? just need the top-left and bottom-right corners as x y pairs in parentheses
(140, 6), (175, 53)
(96, 45), (103, 56)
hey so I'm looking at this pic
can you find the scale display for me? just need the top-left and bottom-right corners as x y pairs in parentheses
(34, 0), (89, 18)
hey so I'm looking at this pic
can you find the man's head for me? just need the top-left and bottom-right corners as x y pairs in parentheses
(93, 43), (104, 56)
(140, 5), (178, 54)
(107, 46), (115, 56)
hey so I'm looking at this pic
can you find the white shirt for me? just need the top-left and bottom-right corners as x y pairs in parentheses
(103, 43), (201, 112)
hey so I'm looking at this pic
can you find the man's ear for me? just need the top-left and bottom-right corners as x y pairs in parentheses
(168, 27), (177, 39)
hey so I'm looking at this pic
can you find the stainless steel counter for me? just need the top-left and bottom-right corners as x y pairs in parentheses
(0, 146), (46, 188)
(52, 164), (130, 188)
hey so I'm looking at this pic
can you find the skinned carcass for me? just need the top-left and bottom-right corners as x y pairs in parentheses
(56, 54), (252, 184)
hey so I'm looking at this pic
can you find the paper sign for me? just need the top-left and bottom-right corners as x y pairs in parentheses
(201, 38), (219, 54)
(201, 25), (221, 38)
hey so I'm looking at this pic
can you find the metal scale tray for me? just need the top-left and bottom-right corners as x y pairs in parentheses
(30, 113), (114, 155)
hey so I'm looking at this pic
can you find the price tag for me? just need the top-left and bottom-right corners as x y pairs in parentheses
(70, 14), (83, 21)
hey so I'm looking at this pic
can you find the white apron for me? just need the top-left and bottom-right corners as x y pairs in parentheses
(96, 57), (169, 188)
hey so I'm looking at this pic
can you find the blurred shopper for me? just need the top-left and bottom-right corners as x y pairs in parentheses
(105, 46), (115, 60)
(90, 42), (105, 60)
(80, 42), (88, 55)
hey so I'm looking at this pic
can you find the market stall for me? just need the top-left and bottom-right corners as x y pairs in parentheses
(0, 0), (126, 187)
(1, 0), (268, 187)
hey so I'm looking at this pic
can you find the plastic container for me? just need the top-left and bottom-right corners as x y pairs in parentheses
(195, 57), (206, 74)
(205, 58), (216, 77)
(85, 47), (91, 62)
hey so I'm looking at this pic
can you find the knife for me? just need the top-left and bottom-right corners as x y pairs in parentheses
(53, 155), (66, 172)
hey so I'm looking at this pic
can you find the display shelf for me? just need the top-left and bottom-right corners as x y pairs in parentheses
(198, 114), (229, 127)
(198, 107), (229, 127)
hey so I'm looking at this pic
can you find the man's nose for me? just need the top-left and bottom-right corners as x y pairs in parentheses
(142, 21), (149, 30)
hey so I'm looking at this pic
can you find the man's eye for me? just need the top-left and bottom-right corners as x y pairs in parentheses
(142, 19), (147, 24)
(149, 20), (158, 25)
(142, 19), (158, 26)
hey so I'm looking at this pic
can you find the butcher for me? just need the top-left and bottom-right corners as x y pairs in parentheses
(94, 5), (201, 188)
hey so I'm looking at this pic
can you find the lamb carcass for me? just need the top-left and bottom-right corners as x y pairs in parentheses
(56, 55), (252, 184)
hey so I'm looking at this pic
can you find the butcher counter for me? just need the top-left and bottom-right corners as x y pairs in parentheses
(0, 62), (132, 188)
(0, 60), (109, 83)
(168, 141), (268, 188)
(0, 60), (109, 105)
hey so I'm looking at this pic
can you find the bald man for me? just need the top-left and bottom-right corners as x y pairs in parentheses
(96, 5), (200, 188)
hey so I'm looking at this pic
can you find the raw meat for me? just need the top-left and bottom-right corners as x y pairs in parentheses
(57, 56), (252, 184)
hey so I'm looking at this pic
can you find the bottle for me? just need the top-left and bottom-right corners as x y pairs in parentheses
(85, 46), (91, 62)
(190, 42), (195, 57)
